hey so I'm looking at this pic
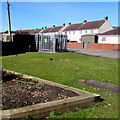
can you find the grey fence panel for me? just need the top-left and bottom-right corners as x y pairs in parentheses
(39, 35), (42, 51)
(35, 35), (39, 51)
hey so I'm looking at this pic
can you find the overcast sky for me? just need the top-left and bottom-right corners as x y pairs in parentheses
(1, 2), (118, 32)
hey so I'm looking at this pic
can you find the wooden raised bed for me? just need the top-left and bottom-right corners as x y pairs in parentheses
(1, 69), (100, 119)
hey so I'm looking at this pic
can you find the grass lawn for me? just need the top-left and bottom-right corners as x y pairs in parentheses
(2, 52), (119, 118)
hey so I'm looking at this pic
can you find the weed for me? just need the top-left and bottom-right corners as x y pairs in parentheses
(49, 111), (59, 118)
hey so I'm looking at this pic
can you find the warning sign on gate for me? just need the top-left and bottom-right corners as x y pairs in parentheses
(44, 39), (47, 43)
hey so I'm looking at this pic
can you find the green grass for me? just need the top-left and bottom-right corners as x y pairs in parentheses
(2, 52), (119, 118)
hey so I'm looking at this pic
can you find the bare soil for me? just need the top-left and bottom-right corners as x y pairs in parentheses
(2, 71), (79, 110)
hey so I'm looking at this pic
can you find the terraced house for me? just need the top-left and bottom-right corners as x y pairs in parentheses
(98, 27), (120, 44)
(2, 16), (119, 52)
(62, 17), (113, 43)
(39, 24), (67, 35)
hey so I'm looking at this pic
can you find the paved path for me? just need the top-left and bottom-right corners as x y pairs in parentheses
(81, 79), (120, 93)
(68, 48), (120, 59)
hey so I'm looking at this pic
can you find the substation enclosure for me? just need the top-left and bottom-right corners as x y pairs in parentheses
(35, 34), (68, 52)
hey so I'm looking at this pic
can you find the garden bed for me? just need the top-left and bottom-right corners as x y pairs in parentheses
(2, 70), (79, 110)
(1, 69), (100, 119)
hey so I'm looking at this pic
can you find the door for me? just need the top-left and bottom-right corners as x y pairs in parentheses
(95, 35), (98, 43)
(55, 38), (60, 51)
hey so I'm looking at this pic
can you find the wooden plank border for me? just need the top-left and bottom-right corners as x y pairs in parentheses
(1, 70), (100, 119)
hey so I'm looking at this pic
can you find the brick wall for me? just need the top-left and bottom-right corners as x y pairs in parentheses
(86, 43), (120, 51)
(68, 42), (84, 49)
(68, 42), (120, 51)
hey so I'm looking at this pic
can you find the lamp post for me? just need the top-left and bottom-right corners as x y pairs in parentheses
(6, 0), (12, 42)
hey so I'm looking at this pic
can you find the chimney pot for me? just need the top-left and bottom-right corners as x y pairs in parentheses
(53, 25), (55, 27)
(105, 16), (108, 20)
(83, 20), (87, 23)
(63, 23), (65, 26)
(69, 23), (71, 25)
(45, 26), (47, 28)
(42, 27), (44, 29)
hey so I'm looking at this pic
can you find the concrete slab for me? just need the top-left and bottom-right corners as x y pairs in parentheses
(81, 79), (120, 93)
(1, 70), (100, 119)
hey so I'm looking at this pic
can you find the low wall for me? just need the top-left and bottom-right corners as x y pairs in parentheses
(68, 42), (84, 49)
(86, 43), (120, 51)
(68, 42), (120, 51)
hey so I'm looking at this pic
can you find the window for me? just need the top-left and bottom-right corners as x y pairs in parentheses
(69, 31), (71, 34)
(73, 31), (75, 34)
(91, 30), (93, 33)
(102, 37), (106, 41)
(85, 30), (87, 33)
(6, 36), (10, 41)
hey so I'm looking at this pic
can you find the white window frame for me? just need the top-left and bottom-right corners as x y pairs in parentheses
(73, 31), (75, 34)
(91, 30), (93, 33)
(102, 37), (106, 41)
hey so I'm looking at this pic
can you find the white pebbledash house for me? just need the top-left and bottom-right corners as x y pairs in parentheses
(98, 27), (120, 44)
(62, 17), (113, 43)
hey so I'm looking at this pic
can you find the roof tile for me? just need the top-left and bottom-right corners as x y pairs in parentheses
(11, 29), (42, 34)
(41, 26), (63, 33)
(63, 20), (105, 31)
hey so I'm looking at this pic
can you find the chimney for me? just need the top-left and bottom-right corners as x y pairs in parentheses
(53, 25), (55, 28)
(83, 20), (87, 24)
(42, 27), (44, 29)
(69, 23), (71, 25)
(45, 26), (47, 29)
(63, 23), (65, 26)
(105, 16), (108, 20)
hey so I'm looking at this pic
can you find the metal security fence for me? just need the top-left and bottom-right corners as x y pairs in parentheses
(35, 34), (68, 52)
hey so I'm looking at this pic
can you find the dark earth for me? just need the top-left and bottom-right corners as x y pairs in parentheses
(2, 71), (79, 110)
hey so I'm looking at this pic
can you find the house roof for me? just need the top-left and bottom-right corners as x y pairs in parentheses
(9, 29), (42, 35)
(63, 23), (83, 31)
(98, 27), (120, 35)
(50, 26), (63, 32)
(113, 26), (118, 28)
(80, 20), (105, 30)
(81, 34), (97, 37)
(40, 28), (51, 33)
(63, 20), (105, 31)
(29, 29), (42, 34)
(11, 31), (30, 35)
(41, 26), (63, 33)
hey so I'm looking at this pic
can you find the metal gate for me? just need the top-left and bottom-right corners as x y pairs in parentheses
(35, 34), (68, 52)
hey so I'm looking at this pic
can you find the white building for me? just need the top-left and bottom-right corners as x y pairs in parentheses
(98, 27), (120, 44)
(62, 17), (113, 43)
(40, 24), (66, 35)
